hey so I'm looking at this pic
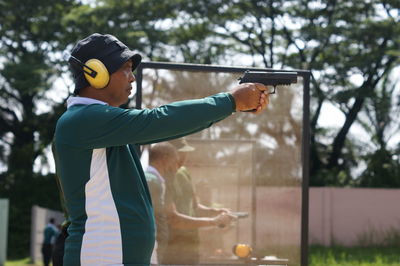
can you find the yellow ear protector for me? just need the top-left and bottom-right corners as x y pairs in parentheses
(69, 56), (110, 89)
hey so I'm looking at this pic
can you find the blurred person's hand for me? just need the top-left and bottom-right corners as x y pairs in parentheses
(212, 207), (232, 215)
(212, 212), (237, 228)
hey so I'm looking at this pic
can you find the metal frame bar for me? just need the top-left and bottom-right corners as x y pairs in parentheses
(135, 61), (311, 266)
(301, 73), (310, 266)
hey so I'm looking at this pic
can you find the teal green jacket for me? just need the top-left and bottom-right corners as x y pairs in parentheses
(53, 93), (235, 266)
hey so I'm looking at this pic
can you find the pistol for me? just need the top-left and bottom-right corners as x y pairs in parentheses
(238, 70), (298, 94)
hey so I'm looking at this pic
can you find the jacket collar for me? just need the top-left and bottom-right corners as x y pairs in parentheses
(67, 96), (108, 109)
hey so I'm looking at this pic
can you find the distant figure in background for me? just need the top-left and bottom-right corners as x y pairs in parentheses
(163, 138), (235, 265)
(52, 221), (70, 266)
(42, 218), (58, 266)
(145, 141), (235, 265)
(145, 142), (178, 264)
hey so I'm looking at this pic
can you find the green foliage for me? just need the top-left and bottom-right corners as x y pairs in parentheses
(310, 245), (400, 266)
(356, 224), (400, 247)
(283, 0), (399, 186)
(61, 0), (181, 60)
(358, 149), (400, 187)
(0, 0), (75, 258)
(2, 174), (62, 259)
(153, 0), (400, 187)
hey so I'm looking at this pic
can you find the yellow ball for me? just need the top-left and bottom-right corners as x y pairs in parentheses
(233, 244), (252, 258)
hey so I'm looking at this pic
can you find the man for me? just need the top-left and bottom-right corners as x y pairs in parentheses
(53, 33), (269, 265)
(52, 221), (69, 266)
(144, 142), (176, 265)
(145, 142), (234, 265)
(41, 218), (58, 266)
(163, 138), (233, 265)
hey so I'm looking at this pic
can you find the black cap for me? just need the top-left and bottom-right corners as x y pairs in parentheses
(69, 33), (142, 94)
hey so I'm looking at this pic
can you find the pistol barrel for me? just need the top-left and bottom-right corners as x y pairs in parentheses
(238, 71), (298, 86)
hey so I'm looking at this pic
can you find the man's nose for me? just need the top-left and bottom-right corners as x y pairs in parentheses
(129, 73), (136, 83)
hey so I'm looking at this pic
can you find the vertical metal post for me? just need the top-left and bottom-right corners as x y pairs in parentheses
(301, 72), (311, 266)
(134, 66), (143, 155)
(251, 142), (257, 252)
(135, 66), (143, 110)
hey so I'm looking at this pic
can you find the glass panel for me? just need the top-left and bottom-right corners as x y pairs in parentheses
(141, 68), (304, 266)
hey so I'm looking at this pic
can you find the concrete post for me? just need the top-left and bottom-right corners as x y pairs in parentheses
(0, 199), (9, 266)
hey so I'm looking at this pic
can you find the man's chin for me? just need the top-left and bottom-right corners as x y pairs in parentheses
(118, 98), (131, 108)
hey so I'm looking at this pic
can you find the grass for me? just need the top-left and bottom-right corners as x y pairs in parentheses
(5, 258), (36, 266)
(5, 246), (400, 265)
(310, 245), (400, 266)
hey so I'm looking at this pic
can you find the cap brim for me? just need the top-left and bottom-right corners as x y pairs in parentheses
(130, 53), (142, 71)
(107, 50), (142, 74)
(177, 145), (195, 152)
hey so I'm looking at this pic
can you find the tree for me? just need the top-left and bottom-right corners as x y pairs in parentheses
(0, 0), (77, 257)
(165, 0), (400, 186)
(357, 75), (400, 187)
(61, 0), (183, 61)
(66, 0), (400, 187)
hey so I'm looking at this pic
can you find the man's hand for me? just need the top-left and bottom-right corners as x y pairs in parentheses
(213, 207), (231, 215)
(212, 212), (237, 228)
(230, 83), (270, 114)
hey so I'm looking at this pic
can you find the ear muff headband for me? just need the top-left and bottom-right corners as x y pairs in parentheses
(68, 40), (125, 89)
(68, 56), (109, 89)
(83, 59), (109, 89)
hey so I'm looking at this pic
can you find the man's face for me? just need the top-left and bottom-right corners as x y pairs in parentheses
(177, 151), (188, 167)
(104, 60), (135, 107)
(164, 151), (179, 179)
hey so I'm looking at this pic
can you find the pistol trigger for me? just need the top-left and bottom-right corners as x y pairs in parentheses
(270, 86), (276, 94)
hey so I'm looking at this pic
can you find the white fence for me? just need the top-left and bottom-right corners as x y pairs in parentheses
(28, 187), (400, 264)
(308, 187), (400, 246)
(30, 205), (64, 264)
(254, 187), (400, 247)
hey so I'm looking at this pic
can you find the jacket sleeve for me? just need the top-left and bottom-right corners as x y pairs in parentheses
(56, 93), (235, 149)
